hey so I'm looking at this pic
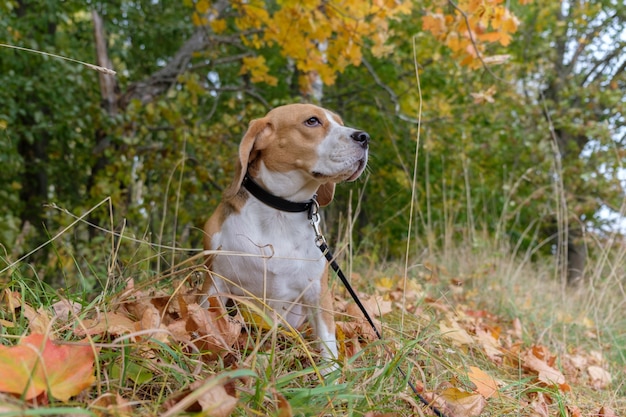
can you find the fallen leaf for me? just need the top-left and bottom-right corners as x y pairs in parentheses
(529, 392), (550, 417)
(587, 365), (611, 389)
(567, 405), (583, 417)
(3, 286), (50, 335)
(361, 296), (393, 318)
(91, 392), (133, 416)
(184, 300), (242, 357)
(74, 312), (138, 338)
(425, 386), (486, 417)
(36, 337), (96, 401)
(165, 377), (238, 417)
(474, 328), (502, 364)
(0, 335), (42, 399)
(22, 306), (52, 336)
(51, 299), (82, 322)
(0, 333), (95, 401)
(440, 320), (473, 346)
(522, 346), (566, 387)
(596, 406), (618, 417)
(467, 366), (498, 399)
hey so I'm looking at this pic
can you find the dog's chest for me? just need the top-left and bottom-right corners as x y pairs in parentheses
(211, 199), (326, 298)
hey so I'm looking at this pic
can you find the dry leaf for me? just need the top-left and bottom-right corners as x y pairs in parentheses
(0, 333), (95, 401)
(185, 301), (242, 357)
(22, 306), (51, 335)
(567, 405), (583, 417)
(51, 299), (82, 322)
(587, 365), (611, 389)
(165, 378), (238, 417)
(425, 386), (487, 417)
(474, 328), (502, 364)
(522, 346), (566, 386)
(361, 296), (393, 318)
(196, 380), (238, 417)
(91, 392), (133, 416)
(596, 406), (618, 417)
(529, 392), (550, 417)
(75, 312), (138, 338)
(439, 320), (473, 346)
(467, 366), (498, 399)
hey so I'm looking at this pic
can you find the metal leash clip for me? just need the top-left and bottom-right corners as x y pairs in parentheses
(308, 198), (326, 247)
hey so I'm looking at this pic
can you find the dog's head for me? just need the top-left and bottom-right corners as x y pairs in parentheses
(225, 103), (369, 206)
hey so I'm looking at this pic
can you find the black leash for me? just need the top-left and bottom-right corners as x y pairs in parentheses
(310, 205), (446, 417)
(242, 174), (446, 416)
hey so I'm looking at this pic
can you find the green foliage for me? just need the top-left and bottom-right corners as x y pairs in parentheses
(0, 0), (624, 286)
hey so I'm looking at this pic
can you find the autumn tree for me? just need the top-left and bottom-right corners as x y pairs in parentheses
(506, 1), (626, 285)
(8, 0), (622, 292)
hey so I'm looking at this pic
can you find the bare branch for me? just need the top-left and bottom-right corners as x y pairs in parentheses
(118, 0), (231, 108)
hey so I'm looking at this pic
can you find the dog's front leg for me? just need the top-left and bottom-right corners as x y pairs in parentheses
(309, 268), (339, 374)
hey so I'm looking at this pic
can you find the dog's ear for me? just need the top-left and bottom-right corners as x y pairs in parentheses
(224, 118), (272, 199)
(316, 182), (336, 207)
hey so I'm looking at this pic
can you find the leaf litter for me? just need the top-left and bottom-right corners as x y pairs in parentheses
(0, 268), (620, 416)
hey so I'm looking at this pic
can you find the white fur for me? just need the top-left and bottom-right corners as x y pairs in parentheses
(201, 104), (369, 371)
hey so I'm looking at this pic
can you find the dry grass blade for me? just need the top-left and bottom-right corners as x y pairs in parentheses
(0, 43), (116, 75)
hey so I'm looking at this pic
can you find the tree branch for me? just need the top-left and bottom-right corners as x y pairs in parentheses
(118, 0), (230, 109)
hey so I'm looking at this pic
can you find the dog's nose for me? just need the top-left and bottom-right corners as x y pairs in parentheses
(351, 130), (370, 148)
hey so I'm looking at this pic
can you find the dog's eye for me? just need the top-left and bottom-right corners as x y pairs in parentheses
(304, 116), (321, 127)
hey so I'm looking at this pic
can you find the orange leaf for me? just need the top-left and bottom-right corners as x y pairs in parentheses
(39, 338), (96, 401)
(467, 366), (498, 399)
(0, 335), (42, 399)
(0, 333), (95, 401)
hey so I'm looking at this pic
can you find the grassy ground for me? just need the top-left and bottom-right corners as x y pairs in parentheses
(0, 226), (624, 416)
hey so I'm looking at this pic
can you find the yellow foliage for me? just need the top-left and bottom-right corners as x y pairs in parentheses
(191, 12), (208, 27)
(210, 18), (227, 34)
(195, 0), (210, 14)
(240, 55), (278, 86)
(229, 0), (412, 92)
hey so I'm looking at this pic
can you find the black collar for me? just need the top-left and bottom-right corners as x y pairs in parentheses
(242, 174), (317, 215)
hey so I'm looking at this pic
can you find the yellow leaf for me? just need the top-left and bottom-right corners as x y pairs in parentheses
(375, 276), (395, 292)
(192, 12), (208, 27)
(195, 0), (210, 14)
(210, 18), (227, 34)
(440, 320), (473, 346)
(240, 56), (278, 86)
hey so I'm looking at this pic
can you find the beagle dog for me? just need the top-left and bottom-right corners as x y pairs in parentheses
(200, 103), (369, 369)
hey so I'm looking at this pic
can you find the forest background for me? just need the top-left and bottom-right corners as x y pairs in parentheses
(1, 0), (625, 288)
(0, 0), (625, 415)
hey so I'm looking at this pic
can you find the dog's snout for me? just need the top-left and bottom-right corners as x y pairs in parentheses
(351, 130), (370, 148)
